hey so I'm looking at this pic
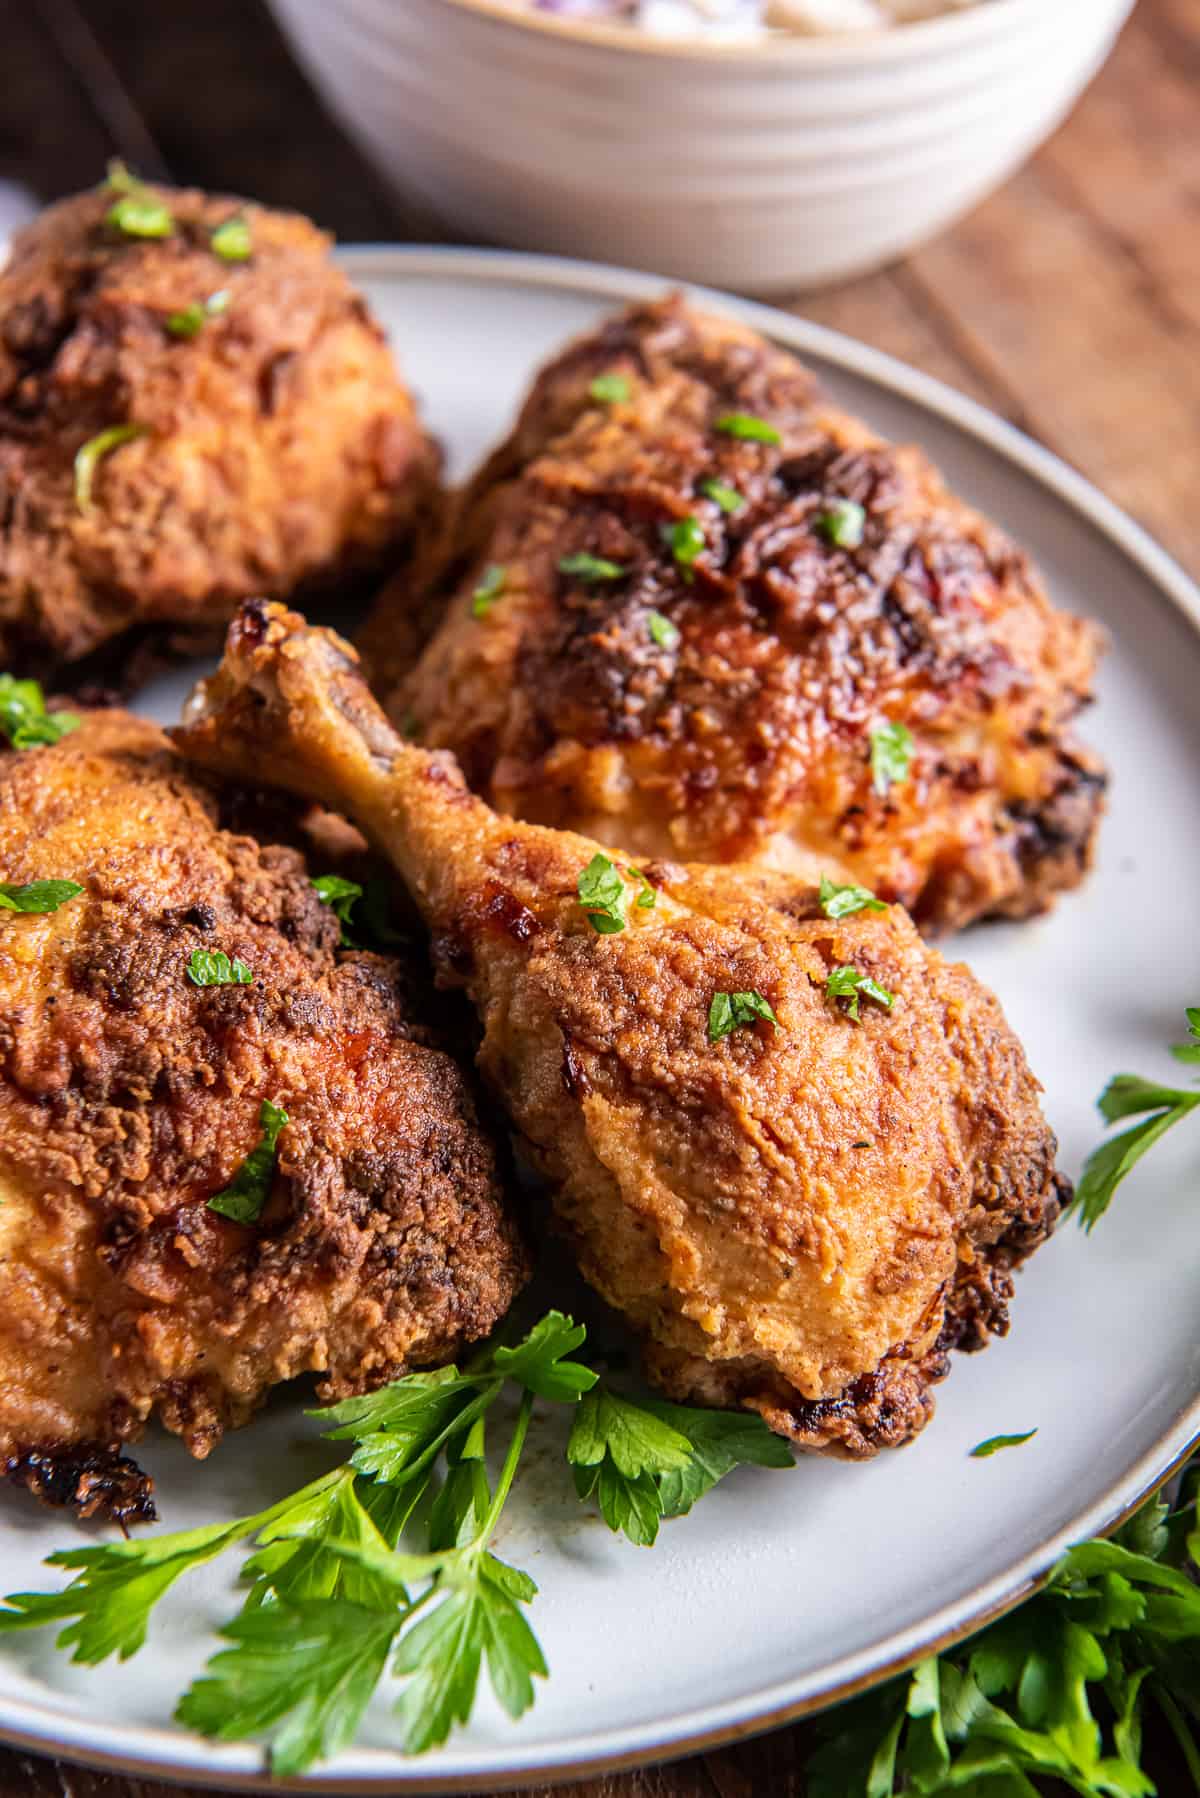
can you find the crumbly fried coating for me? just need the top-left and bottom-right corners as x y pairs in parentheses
(180, 602), (1063, 1462)
(367, 296), (1105, 935)
(0, 181), (440, 677)
(0, 711), (526, 1521)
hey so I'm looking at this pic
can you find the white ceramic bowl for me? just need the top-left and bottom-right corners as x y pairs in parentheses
(268, 0), (1134, 292)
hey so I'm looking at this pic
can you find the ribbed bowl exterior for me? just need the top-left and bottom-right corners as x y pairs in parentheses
(269, 0), (1134, 290)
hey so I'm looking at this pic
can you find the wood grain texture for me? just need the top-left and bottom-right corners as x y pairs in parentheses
(0, 0), (1195, 1792)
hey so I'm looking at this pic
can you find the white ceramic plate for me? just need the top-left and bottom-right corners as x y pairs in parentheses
(2, 248), (1199, 1794)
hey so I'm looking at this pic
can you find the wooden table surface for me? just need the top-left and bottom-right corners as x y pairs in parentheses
(0, 0), (1196, 1792)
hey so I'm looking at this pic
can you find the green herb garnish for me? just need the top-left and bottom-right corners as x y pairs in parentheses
(312, 873), (364, 945)
(869, 719), (914, 799)
(187, 949), (253, 987)
(713, 412), (781, 446)
(707, 990), (779, 1042)
(0, 1312), (596, 1774)
(627, 867), (656, 910)
(471, 564), (506, 620)
(818, 874), (887, 920)
(810, 1475), (1200, 1798)
(814, 498), (866, 549)
(165, 290), (231, 339)
(647, 610), (680, 651)
(1073, 1006), (1200, 1230)
(0, 879), (84, 915)
(207, 1099), (288, 1225)
(661, 516), (705, 577)
(0, 675), (79, 750)
(104, 161), (172, 239)
(825, 966), (894, 1021)
(74, 423), (147, 514)
(558, 552), (627, 584)
(578, 853), (627, 935)
(567, 1386), (791, 1547)
(211, 215), (252, 262)
(970, 1430), (1037, 1458)
(698, 478), (744, 515)
(589, 373), (630, 404)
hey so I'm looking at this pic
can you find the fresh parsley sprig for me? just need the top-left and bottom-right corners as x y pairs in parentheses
(206, 1098), (288, 1224)
(809, 1473), (1200, 1798)
(0, 879), (84, 914)
(312, 873), (404, 950)
(1074, 1006), (1200, 1229)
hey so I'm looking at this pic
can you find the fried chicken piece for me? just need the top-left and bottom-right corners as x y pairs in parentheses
(365, 296), (1104, 935)
(178, 601), (1063, 1459)
(0, 177), (440, 680)
(0, 710), (525, 1522)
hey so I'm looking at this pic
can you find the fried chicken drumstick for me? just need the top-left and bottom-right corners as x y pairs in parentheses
(366, 296), (1104, 935)
(0, 710), (525, 1522)
(179, 601), (1063, 1458)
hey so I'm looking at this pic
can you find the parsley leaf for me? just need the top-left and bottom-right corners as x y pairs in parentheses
(568, 1388), (792, 1546)
(207, 1098), (288, 1224)
(626, 866), (657, 910)
(211, 215), (252, 261)
(74, 423), (147, 514)
(971, 1431), (1038, 1458)
(589, 372), (629, 404)
(699, 477), (744, 514)
(558, 552), (627, 583)
(104, 162), (172, 239)
(1074, 1009), (1200, 1229)
(0, 879), (84, 914)
(825, 966), (894, 1021)
(165, 290), (230, 339)
(815, 498), (866, 549)
(578, 852), (628, 935)
(818, 874), (887, 919)
(0, 674), (79, 750)
(869, 719), (914, 799)
(312, 873), (363, 943)
(713, 412), (781, 446)
(647, 610), (680, 651)
(707, 990), (779, 1042)
(187, 948), (252, 987)
(471, 564), (506, 620)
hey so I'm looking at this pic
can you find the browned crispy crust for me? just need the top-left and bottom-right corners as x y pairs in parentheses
(0, 181), (441, 677)
(180, 602), (1066, 1463)
(367, 296), (1105, 935)
(0, 711), (526, 1519)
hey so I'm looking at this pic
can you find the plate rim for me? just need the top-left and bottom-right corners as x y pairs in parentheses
(2, 242), (1198, 1794)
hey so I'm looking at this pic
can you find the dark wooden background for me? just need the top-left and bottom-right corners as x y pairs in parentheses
(0, 0), (1196, 1792)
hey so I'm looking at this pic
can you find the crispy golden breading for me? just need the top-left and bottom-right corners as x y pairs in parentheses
(179, 602), (1063, 1462)
(366, 297), (1104, 935)
(0, 712), (526, 1521)
(0, 183), (440, 677)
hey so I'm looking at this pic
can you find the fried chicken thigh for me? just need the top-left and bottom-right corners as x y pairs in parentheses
(0, 179), (439, 680)
(0, 712), (525, 1522)
(366, 297), (1104, 935)
(179, 602), (1063, 1458)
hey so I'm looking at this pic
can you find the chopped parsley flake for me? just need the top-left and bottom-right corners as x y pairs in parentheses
(713, 412), (781, 446)
(589, 373), (630, 404)
(0, 879), (84, 915)
(104, 162), (172, 238)
(74, 423), (147, 514)
(312, 874), (364, 945)
(577, 853), (627, 934)
(869, 719), (914, 799)
(627, 867), (657, 910)
(0, 675), (79, 750)
(188, 949), (253, 987)
(825, 966), (895, 1021)
(207, 1099), (288, 1224)
(166, 290), (231, 339)
(471, 564), (506, 620)
(558, 552), (627, 584)
(647, 611), (680, 652)
(661, 516), (705, 576)
(971, 1430), (1037, 1458)
(707, 990), (779, 1042)
(814, 499), (866, 549)
(818, 874), (887, 920)
(211, 215), (252, 262)
(699, 478), (744, 515)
